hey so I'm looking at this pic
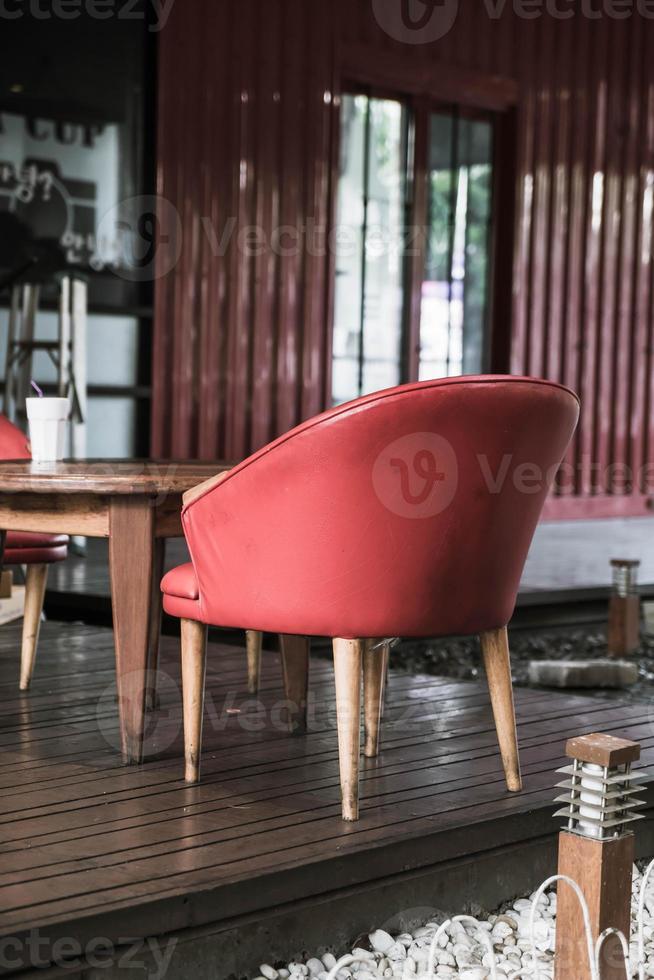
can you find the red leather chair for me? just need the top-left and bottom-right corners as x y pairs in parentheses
(0, 414), (69, 689)
(162, 376), (579, 820)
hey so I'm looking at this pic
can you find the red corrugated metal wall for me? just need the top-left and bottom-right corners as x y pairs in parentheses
(153, 0), (654, 518)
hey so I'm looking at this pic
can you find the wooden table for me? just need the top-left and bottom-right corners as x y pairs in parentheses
(0, 459), (230, 764)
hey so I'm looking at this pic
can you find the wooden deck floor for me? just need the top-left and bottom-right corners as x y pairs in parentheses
(1, 621), (654, 977)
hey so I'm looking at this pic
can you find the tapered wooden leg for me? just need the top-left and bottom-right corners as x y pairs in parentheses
(19, 563), (48, 690)
(245, 629), (262, 694)
(181, 618), (208, 783)
(109, 497), (156, 764)
(332, 638), (363, 821)
(363, 639), (387, 757)
(380, 640), (390, 719)
(280, 634), (309, 733)
(145, 539), (165, 711)
(480, 626), (522, 792)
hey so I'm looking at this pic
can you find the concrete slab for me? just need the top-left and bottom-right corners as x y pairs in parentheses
(528, 658), (639, 688)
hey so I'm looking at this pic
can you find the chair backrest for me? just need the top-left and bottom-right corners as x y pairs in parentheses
(0, 414), (30, 460)
(183, 376), (579, 638)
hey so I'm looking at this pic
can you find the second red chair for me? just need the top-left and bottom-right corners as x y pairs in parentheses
(0, 415), (69, 689)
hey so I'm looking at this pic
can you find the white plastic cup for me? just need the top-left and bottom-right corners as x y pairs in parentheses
(26, 397), (68, 462)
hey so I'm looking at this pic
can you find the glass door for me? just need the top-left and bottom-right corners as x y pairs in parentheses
(332, 91), (497, 404)
(332, 94), (408, 405)
(419, 112), (494, 380)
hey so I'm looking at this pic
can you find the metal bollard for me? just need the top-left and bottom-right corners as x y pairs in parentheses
(608, 559), (641, 656)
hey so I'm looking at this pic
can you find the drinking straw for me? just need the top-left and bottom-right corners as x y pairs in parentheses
(30, 380), (43, 398)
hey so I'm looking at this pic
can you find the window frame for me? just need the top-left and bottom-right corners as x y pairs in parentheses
(331, 88), (411, 403)
(327, 44), (518, 403)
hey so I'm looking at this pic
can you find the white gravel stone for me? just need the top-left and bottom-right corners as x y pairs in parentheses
(385, 942), (407, 961)
(490, 921), (512, 942)
(252, 860), (654, 979)
(369, 930), (394, 954)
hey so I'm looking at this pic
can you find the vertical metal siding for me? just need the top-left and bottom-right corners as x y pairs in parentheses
(154, 0), (654, 517)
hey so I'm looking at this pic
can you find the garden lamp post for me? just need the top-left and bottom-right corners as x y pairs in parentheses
(553, 733), (645, 980)
(608, 558), (641, 656)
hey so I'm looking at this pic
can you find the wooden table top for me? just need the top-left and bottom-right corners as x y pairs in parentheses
(0, 459), (233, 495)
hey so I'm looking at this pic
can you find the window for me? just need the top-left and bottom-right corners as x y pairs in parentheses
(332, 93), (496, 405)
(332, 95), (408, 405)
(420, 113), (494, 380)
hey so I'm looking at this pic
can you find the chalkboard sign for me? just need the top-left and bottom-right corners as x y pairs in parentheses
(0, 9), (152, 312)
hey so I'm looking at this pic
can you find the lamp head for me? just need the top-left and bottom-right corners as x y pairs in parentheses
(554, 734), (647, 841)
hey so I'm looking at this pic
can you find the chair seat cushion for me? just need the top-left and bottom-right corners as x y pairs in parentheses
(4, 531), (69, 565)
(6, 532), (68, 549)
(161, 563), (199, 599)
(161, 562), (202, 620)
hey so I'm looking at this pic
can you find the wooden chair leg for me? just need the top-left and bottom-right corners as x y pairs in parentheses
(363, 639), (387, 758)
(181, 618), (208, 783)
(245, 629), (262, 694)
(19, 563), (48, 691)
(146, 539), (165, 711)
(479, 626), (522, 792)
(280, 634), (310, 733)
(380, 640), (390, 719)
(332, 637), (363, 821)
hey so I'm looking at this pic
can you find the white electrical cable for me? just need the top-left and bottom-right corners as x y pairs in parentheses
(529, 875), (598, 980)
(637, 857), (654, 980)
(426, 914), (498, 980)
(595, 927), (631, 979)
(324, 953), (356, 980)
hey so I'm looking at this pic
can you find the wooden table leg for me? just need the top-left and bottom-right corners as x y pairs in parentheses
(109, 497), (156, 764)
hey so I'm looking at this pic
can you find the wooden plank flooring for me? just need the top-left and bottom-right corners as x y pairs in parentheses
(0, 619), (653, 971)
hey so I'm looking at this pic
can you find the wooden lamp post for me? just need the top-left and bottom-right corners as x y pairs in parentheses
(608, 559), (641, 656)
(553, 733), (645, 980)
